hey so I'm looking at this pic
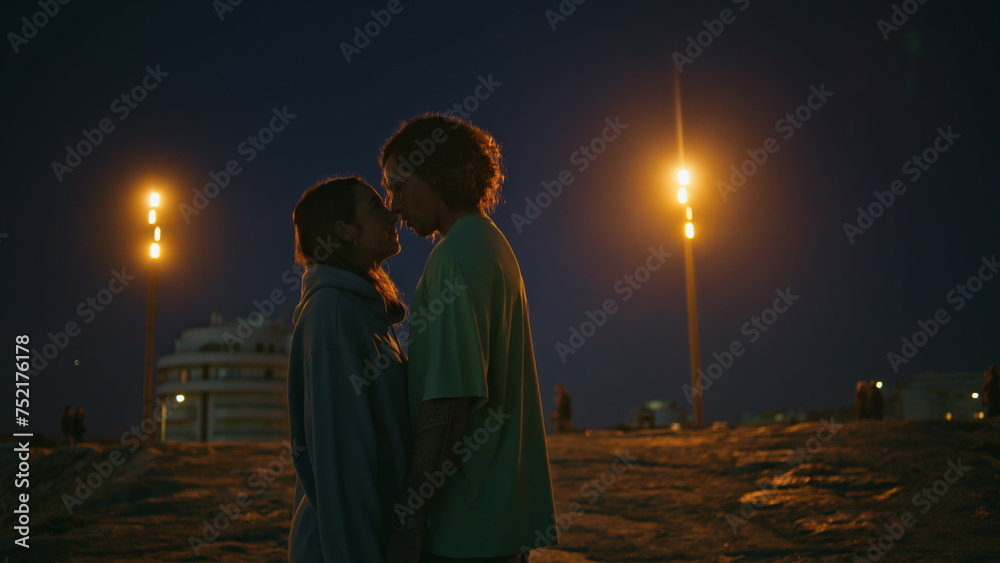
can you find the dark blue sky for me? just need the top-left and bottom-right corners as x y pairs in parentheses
(3, 0), (998, 438)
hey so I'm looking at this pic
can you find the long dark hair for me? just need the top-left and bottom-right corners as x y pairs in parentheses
(292, 177), (405, 320)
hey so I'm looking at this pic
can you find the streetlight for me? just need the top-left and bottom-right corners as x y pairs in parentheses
(160, 394), (185, 443)
(677, 169), (703, 428)
(143, 192), (161, 424)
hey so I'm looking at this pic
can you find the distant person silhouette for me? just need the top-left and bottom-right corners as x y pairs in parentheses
(61, 405), (75, 446)
(982, 364), (1000, 418)
(72, 406), (86, 444)
(855, 381), (869, 420)
(867, 381), (884, 420)
(636, 406), (655, 429)
(549, 384), (574, 433)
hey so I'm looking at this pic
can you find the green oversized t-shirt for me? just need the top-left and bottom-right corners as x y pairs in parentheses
(408, 214), (557, 557)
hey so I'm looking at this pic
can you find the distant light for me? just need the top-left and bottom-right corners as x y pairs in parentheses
(677, 187), (688, 204)
(154, 226), (161, 242)
(972, 392), (980, 399)
(685, 206), (693, 220)
(977, 412), (985, 419)
(685, 222), (695, 239)
(876, 381), (883, 389)
(150, 192), (160, 207)
(74, 360), (79, 366)
(945, 412), (952, 421)
(678, 169), (690, 186)
(148, 209), (157, 224)
(150, 242), (160, 259)
(176, 394), (185, 403)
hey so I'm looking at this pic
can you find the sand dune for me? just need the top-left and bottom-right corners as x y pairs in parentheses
(2, 420), (998, 562)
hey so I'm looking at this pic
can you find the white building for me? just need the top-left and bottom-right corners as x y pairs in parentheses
(156, 312), (290, 442)
(896, 370), (987, 421)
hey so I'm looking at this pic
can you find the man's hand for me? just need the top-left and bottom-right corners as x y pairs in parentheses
(384, 528), (423, 563)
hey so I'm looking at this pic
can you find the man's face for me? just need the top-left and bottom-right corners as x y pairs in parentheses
(383, 153), (446, 238)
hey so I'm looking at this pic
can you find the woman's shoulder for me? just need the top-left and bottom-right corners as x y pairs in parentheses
(307, 278), (376, 305)
(296, 285), (386, 351)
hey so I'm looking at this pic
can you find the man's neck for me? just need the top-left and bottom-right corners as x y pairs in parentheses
(439, 208), (482, 236)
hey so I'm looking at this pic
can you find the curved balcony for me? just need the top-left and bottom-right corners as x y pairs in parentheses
(157, 379), (286, 395)
(157, 351), (288, 370)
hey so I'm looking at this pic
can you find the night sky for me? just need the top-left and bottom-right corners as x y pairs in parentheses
(3, 0), (998, 439)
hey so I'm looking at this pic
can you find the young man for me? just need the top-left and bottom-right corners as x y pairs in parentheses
(381, 114), (556, 563)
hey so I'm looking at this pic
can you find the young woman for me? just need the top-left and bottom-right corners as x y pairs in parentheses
(286, 177), (409, 562)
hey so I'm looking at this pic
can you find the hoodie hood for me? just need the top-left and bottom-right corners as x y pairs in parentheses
(292, 264), (395, 325)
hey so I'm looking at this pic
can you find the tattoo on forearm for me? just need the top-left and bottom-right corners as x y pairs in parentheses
(412, 400), (456, 474)
(397, 397), (470, 516)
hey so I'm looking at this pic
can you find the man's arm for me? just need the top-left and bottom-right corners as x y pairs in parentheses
(399, 396), (471, 517)
(384, 396), (471, 563)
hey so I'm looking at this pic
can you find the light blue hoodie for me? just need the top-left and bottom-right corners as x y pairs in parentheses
(287, 264), (409, 562)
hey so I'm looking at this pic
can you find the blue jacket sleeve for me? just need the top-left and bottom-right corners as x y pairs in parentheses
(302, 346), (382, 561)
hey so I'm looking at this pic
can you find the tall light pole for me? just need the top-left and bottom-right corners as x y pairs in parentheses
(677, 170), (703, 427)
(143, 192), (161, 423)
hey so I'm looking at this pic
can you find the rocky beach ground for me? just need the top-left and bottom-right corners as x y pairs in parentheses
(2, 419), (998, 562)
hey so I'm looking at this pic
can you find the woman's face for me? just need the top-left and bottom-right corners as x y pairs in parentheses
(351, 183), (400, 267)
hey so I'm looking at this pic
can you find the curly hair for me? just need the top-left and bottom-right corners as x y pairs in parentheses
(380, 113), (504, 215)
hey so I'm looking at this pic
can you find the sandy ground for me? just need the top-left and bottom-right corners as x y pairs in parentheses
(2, 419), (999, 562)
